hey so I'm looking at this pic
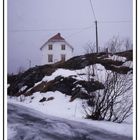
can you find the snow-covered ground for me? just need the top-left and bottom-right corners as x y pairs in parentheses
(8, 90), (133, 137)
(8, 62), (133, 138)
(8, 103), (132, 140)
(8, 124), (17, 140)
(8, 91), (86, 119)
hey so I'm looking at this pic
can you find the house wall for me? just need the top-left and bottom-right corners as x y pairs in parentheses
(41, 41), (73, 65)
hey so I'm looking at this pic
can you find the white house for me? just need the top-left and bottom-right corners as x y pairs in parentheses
(40, 33), (74, 65)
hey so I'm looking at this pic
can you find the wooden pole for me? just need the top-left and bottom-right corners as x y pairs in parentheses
(95, 20), (99, 53)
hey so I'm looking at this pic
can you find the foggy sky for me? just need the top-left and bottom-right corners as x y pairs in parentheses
(8, 0), (133, 74)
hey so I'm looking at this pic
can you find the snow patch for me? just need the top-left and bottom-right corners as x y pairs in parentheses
(39, 64), (109, 84)
(42, 69), (77, 82)
(19, 86), (27, 92)
(122, 61), (133, 68)
(106, 55), (126, 62)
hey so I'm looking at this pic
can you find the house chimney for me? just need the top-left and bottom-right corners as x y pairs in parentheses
(58, 33), (61, 36)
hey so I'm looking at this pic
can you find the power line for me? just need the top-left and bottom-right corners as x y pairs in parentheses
(66, 25), (93, 38)
(89, 0), (96, 21)
(8, 20), (132, 33)
(99, 20), (132, 23)
(8, 25), (94, 40)
(8, 26), (93, 32)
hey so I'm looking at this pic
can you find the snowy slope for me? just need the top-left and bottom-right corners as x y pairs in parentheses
(8, 64), (111, 119)
(8, 89), (133, 137)
(8, 91), (85, 119)
(8, 50), (133, 138)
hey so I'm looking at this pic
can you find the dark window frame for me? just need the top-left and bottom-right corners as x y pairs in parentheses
(61, 54), (66, 61)
(61, 44), (65, 50)
(48, 44), (53, 50)
(48, 54), (53, 62)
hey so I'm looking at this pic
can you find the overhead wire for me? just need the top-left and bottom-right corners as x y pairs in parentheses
(89, 0), (96, 21)
(8, 19), (132, 33)
(8, 26), (93, 33)
(66, 25), (94, 39)
(99, 20), (132, 23)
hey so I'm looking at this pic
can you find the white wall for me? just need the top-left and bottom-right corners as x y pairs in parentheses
(41, 41), (73, 65)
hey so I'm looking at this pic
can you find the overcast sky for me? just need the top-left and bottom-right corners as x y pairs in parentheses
(8, 0), (133, 74)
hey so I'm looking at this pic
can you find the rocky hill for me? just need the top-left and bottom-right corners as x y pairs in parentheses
(8, 50), (132, 100)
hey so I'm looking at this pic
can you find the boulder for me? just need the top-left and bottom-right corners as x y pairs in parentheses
(39, 97), (46, 102)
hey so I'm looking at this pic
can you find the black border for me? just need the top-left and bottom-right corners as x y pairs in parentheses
(136, 0), (137, 139)
(3, 0), (137, 140)
(3, 0), (4, 139)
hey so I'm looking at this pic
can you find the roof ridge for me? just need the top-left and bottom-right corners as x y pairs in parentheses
(48, 33), (65, 41)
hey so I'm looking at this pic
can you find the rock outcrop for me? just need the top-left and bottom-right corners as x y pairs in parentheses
(8, 50), (133, 101)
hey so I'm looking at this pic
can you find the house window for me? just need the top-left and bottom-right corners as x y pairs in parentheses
(48, 54), (53, 62)
(48, 44), (53, 50)
(61, 54), (66, 61)
(61, 45), (65, 50)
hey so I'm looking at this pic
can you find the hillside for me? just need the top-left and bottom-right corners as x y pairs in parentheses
(8, 50), (133, 123)
(8, 50), (132, 96)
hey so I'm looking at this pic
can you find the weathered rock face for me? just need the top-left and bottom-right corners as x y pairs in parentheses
(58, 51), (132, 73)
(115, 50), (133, 61)
(24, 76), (104, 101)
(8, 50), (133, 99)
(8, 65), (56, 96)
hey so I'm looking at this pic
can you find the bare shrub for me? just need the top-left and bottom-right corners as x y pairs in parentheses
(84, 42), (96, 54)
(83, 70), (133, 123)
(104, 36), (133, 53)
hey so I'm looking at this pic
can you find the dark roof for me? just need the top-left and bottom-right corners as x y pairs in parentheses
(48, 33), (65, 42)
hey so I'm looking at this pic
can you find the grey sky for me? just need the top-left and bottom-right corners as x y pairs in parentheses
(8, 0), (133, 74)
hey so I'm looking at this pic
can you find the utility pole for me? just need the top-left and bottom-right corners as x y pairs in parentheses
(95, 20), (99, 53)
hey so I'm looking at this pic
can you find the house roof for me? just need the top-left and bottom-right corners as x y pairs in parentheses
(40, 33), (74, 51)
(48, 33), (65, 42)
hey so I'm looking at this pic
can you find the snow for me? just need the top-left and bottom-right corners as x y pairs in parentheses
(92, 64), (111, 83)
(48, 122), (73, 136)
(106, 55), (126, 62)
(8, 100), (133, 138)
(42, 69), (77, 82)
(8, 124), (17, 140)
(19, 86), (27, 91)
(8, 64), (111, 119)
(41, 68), (87, 82)
(8, 60), (133, 138)
(8, 90), (133, 137)
(122, 61), (133, 68)
(41, 65), (107, 83)
(8, 103), (132, 140)
(70, 118), (133, 137)
(30, 60), (130, 88)
(7, 84), (10, 88)
(34, 81), (42, 87)
(8, 91), (85, 119)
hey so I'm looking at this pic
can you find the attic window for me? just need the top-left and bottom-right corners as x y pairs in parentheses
(48, 45), (53, 50)
(61, 45), (65, 50)
(48, 54), (53, 62)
